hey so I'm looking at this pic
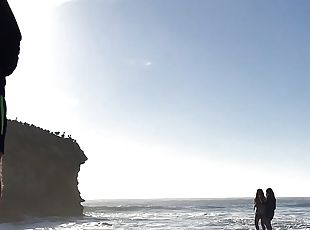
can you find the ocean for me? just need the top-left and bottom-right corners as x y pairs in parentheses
(1, 198), (310, 229)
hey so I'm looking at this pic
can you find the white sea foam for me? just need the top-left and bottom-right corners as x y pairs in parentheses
(1, 198), (310, 229)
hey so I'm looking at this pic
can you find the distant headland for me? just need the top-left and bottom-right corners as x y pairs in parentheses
(0, 120), (87, 222)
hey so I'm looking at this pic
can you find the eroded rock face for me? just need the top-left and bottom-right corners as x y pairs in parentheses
(0, 120), (87, 220)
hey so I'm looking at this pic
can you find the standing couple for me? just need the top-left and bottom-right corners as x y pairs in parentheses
(254, 188), (276, 230)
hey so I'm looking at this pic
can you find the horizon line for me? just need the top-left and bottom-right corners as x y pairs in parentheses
(83, 196), (310, 202)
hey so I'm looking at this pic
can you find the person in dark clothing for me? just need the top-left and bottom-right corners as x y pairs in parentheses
(264, 188), (276, 230)
(254, 189), (266, 230)
(0, 0), (22, 197)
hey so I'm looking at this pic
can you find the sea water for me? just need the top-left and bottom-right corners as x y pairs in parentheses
(1, 198), (310, 229)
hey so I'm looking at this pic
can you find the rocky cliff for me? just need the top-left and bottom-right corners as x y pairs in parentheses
(0, 120), (87, 221)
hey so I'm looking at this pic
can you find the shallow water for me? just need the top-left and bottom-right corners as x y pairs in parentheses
(1, 198), (310, 229)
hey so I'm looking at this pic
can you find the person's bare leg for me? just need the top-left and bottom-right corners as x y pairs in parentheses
(261, 218), (266, 230)
(255, 215), (260, 230)
(265, 220), (272, 230)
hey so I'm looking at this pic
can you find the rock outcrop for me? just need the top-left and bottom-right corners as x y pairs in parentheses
(0, 120), (87, 221)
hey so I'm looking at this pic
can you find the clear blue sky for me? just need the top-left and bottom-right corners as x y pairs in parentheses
(8, 0), (310, 199)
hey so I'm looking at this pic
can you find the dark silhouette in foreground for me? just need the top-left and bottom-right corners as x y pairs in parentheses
(0, 120), (87, 222)
(254, 188), (276, 230)
(0, 0), (22, 197)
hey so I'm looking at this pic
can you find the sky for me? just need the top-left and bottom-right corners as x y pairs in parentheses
(6, 0), (310, 199)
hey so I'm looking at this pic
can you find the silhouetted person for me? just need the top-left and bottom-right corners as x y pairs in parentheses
(0, 0), (22, 197)
(264, 188), (276, 230)
(254, 189), (266, 230)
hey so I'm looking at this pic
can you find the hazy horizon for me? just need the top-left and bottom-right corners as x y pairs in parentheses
(83, 196), (310, 201)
